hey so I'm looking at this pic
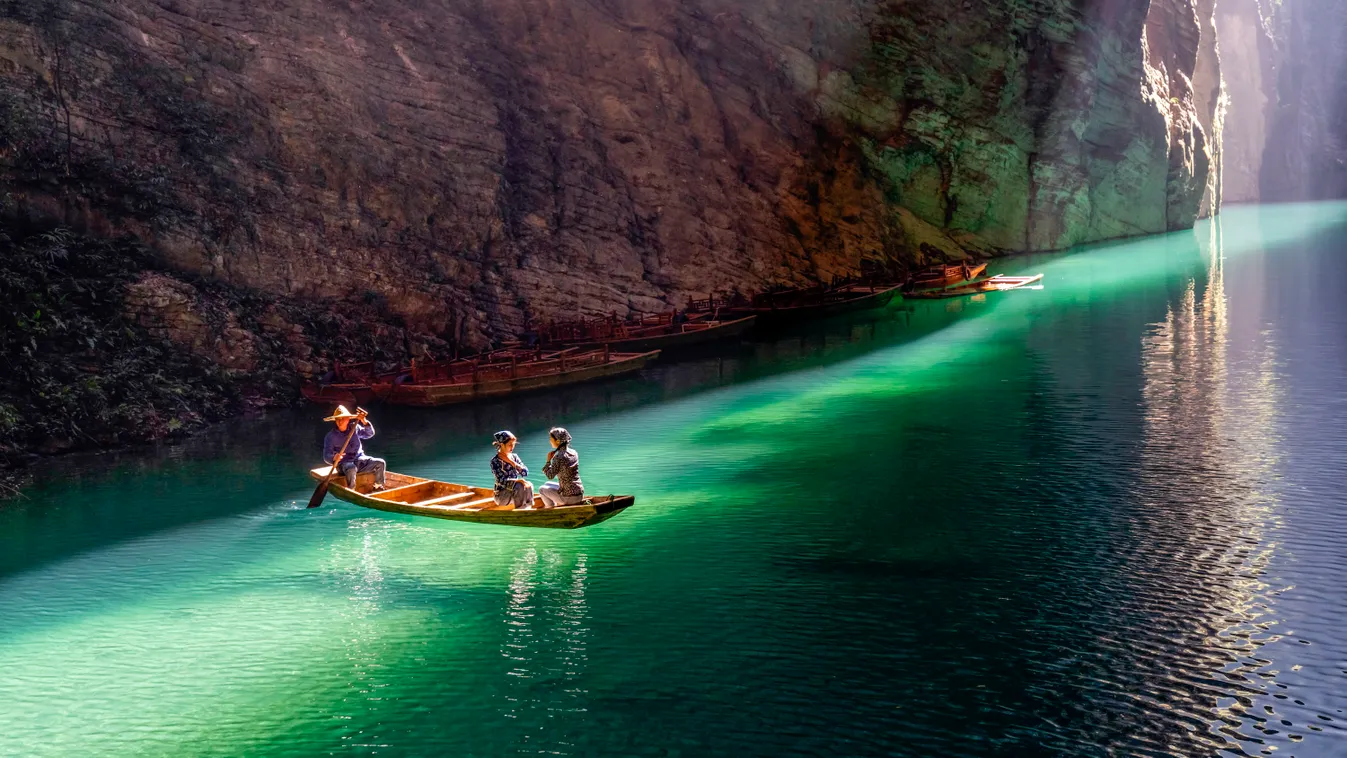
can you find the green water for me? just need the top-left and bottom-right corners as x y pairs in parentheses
(3, 204), (1347, 756)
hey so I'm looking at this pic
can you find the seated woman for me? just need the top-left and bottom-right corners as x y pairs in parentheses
(491, 431), (535, 510)
(538, 427), (585, 509)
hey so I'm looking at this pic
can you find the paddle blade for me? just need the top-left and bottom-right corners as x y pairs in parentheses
(307, 477), (331, 509)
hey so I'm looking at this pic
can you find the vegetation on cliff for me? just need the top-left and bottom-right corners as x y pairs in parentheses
(0, 220), (457, 494)
(0, 225), (237, 468)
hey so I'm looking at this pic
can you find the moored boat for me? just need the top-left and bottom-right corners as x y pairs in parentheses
(299, 360), (391, 406)
(300, 381), (379, 406)
(308, 467), (635, 528)
(707, 282), (904, 328)
(374, 347), (659, 407)
(540, 314), (756, 353)
(909, 261), (988, 291)
(905, 273), (1044, 299)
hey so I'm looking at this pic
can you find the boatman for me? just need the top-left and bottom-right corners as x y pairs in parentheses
(323, 405), (386, 491)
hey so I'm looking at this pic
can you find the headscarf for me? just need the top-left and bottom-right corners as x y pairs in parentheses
(549, 427), (572, 447)
(492, 430), (516, 449)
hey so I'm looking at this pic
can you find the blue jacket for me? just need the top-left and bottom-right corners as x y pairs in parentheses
(323, 421), (374, 465)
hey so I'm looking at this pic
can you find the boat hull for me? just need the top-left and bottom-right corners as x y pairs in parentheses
(910, 262), (988, 291)
(308, 468), (635, 529)
(905, 273), (1044, 299)
(376, 350), (659, 407)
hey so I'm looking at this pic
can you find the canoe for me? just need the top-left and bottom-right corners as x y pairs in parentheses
(910, 262), (988, 290)
(374, 347), (659, 407)
(721, 283), (904, 327)
(551, 315), (756, 353)
(905, 273), (1044, 299)
(308, 467), (635, 529)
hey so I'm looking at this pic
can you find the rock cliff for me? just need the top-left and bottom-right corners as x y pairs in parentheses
(1, 0), (1221, 348)
(1258, 0), (1347, 201)
(1215, 0), (1347, 204)
(1215, 0), (1275, 205)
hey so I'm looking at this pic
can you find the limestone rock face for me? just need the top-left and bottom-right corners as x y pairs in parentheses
(1140, 0), (1222, 228)
(0, 0), (1221, 344)
(1216, 0), (1275, 205)
(1190, 0), (1224, 218)
(1258, 0), (1347, 201)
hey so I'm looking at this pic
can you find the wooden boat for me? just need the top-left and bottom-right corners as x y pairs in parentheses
(373, 347), (659, 407)
(711, 282), (904, 327)
(910, 261), (988, 291)
(308, 467), (635, 529)
(905, 273), (1044, 299)
(300, 381), (379, 406)
(300, 360), (389, 406)
(542, 314), (757, 353)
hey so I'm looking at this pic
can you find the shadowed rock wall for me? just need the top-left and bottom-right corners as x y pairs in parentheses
(0, 0), (1220, 347)
(1217, 0), (1347, 204)
(1259, 0), (1347, 201)
(1216, 0), (1274, 205)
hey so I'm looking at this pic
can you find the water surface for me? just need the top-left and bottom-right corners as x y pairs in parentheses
(2, 203), (1346, 756)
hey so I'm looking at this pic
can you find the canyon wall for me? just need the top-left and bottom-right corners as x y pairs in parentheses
(1218, 0), (1347, 205)
(1216, 0), (1273, 204)
(1258, 0), (1347, 201)
(0, 0), (1221, 347)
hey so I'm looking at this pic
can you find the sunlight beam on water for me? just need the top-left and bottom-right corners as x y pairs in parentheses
(1, 202), (1346, 756)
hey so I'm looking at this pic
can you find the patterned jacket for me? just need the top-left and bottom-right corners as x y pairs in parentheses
(542, 446), (584, 498)
(490, 453), (528, 493)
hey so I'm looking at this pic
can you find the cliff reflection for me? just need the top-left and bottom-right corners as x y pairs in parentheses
(1138, 217), (1290, 750)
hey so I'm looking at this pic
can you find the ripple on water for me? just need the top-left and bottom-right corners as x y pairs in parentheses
(3, 206), (1347, 755)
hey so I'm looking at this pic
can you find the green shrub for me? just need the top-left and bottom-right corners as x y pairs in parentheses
(0, 222), (241, 458)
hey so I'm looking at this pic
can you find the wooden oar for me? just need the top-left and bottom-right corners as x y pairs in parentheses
(307, 410), (365, 509)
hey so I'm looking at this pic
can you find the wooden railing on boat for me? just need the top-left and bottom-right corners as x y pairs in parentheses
(686, 275), (901, 315)
(332, 360), (378, 382)
(400, 346), (616, 386)
(530, 309), (712, 345)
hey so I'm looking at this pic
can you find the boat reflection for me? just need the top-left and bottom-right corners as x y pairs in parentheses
(498, 547), (591, 749)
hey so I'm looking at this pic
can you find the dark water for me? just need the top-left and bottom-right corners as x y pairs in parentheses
(2, 204), (1346, 756)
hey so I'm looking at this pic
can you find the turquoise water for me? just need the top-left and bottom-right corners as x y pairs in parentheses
(2, 203), (1346, 755)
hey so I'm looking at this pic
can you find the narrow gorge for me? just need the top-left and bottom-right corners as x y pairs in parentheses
(0, 0), (1343, 461)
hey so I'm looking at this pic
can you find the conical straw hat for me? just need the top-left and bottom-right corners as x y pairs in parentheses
(324, 405), (360, 422)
